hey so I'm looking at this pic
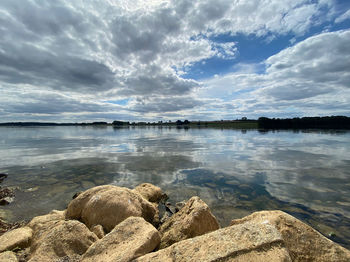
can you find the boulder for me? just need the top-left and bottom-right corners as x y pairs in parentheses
(0, 226), (32, 252)
(28, 220), (98, 262)
(0, 251), (18, 262)
(28, 210), (66, 253)
(136, 220), (291, 261)
(158, 196), (220, 249)
(132, 183), (166, 203)
(65, 185), (157, 232)
(81, 217), (161, 262)
(230, 210), (350, 262)
(28, 209), (65, 232)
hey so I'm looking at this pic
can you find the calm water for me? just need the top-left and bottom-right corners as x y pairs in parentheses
(1, 126), (350, 248)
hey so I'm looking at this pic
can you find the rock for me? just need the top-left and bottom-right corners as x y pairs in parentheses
(158, 196), (220, 249)
(175, 200), (186, 212)
(132, 183), (167, 203)
(81, 217), (161, 262)
(28, 220), (98, 262)
(28, 209), (66, 250)
(230, 210), (350, 262)
(91, 224), (105, 239)
(65, 185), (157, 232)
(0, 196), (14, 205)
(0, 173), (8, 183)
(0, 227), (32, 252)
(136, 220), (291, 261)
(0, 251), (18, 262)
(0, 187), (15, 206)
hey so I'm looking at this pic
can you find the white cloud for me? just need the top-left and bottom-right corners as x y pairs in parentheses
(0, 0), (346, 121)
(199, 30), (350, 118)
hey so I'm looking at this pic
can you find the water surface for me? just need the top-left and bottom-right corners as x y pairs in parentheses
(1, 126), (349, 248)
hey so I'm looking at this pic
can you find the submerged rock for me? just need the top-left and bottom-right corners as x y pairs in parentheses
(65, 185), (157, 232)
(28, 220), (98, 262)
(0, 187), (15, 206)
(136, 220), (291, 261)
(159, 196), (220, 249)
(230, 210), (350, 262)
(81, 217), (160, 262)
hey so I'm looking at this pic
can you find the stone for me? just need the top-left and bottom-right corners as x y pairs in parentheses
(28, 209), (66, 252)
(91, 224), (105, 239)
(28, 210), (66, 232)
(132, 183), (166, 203)
(175, 200), (186, 212)
(136, 220), (291, 262)
(81, 217), (160, 262)
(0, 227), (32, 252)
(28, 220), (98, 262)
(65, 185), (157, 232)
(158, 196), (220, 249)
(230, 210), (350, 262)
(0, 251), (18, 262)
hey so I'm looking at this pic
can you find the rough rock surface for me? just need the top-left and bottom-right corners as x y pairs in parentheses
(28, 220), (98, 262)
(81, 217), (160, 262)
(28, 209), (65, 233)
(132, 183), (166, 203)
(230, 210), (350, 262)
(91, 224), (105, 239)
(28, 210), (66, 253)
(65, 185), (157, 232)
(0, 226), (32, 252)
(136, 220), (291, 261)
(0, 251), (18, 262)
(159, 196), (220, 249)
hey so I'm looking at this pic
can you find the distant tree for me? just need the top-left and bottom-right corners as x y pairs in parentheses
(176, 120), (183, 125)
(184, 120), (190, 125)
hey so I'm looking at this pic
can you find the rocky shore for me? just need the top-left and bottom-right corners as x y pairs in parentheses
(0, 183), (349, 261)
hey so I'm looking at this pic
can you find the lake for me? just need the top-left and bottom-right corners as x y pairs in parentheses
(1, 126), (350, 248)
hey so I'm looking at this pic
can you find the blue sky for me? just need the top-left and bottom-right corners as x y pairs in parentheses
(0, 0), (350, 122)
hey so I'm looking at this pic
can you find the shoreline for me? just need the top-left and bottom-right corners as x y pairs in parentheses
(0, 183), (349, 261)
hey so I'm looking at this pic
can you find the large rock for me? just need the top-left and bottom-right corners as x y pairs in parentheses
(81, 217), (161, 262)
(28, 210), (66, 253)
(0, 226), (32, 252)
(132, 183), (166, 203)
(65, 185), (157, 232)
(230, 210), (350, 262)
(0, 251), (18, 262)
(28, 220), (98, 262)
(136, 220), (291, 261)
(158, 196), (220, 249)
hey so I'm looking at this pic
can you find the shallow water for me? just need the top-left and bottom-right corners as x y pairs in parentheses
(0, 126), (350, 248)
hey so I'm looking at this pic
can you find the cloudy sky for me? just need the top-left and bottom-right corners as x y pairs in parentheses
(1, 0), (350, 122)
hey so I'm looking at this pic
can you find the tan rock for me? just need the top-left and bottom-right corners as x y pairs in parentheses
(159, 196), (220, 249)
(0, 251), (18, 262)
(65, 185), (157, 232)
(230, 210), (350, 262)
(0, 227), (32, 252)
(91, 224), (105, 239)
(132, 183), (166, 203)
(28, 220), (98, 262)
(27, 209), (65, 230)
(28, 210), (66, 253)
(81, 217), (160, 262)
(136, 220), (291, 262)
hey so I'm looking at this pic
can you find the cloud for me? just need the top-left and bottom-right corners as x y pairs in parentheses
(0, 0), (347, 121)
(200, 30), (350, 117)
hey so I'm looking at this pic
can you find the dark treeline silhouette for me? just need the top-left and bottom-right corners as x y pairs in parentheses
(258, 116), (350, 129)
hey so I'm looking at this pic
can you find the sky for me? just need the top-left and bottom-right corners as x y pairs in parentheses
(1, 0), (350, 122)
